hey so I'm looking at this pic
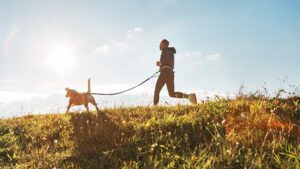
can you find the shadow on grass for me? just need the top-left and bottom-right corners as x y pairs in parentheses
(67, 112), (123, 168)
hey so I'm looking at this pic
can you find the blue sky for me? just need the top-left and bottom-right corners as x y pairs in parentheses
(0, 0), (299, 117)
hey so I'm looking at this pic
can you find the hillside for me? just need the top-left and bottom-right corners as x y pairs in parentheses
(0, 96), (299, 168)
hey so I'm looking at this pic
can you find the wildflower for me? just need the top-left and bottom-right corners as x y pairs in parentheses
(102, 151), (110, 155)
(175, 155), (180, 159)
(216, 134), (220, 138)
(167, 131), (172, 136)
(151, 143), (158, 148)
(184, 133), (189, 138)
(54, 139), (58, 144)
(150, 143), (158, 152)
(235, 141), (239, 146)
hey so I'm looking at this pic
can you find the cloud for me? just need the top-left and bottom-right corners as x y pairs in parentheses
(0, 92), (67, 118)
(0, 90), (51, 104)
(3, 29), (18, 61)
(127, 27), (143, 39)
(181, 51), (203, 65)
(94, 27), (143, 56)
(205, 53), (220, 61)
(95, 45), (109, 53)
(94, 41), (128, 56)
(178, 51), (221, 65)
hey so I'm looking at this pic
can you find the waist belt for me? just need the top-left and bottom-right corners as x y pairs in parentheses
(160, 66), (173, 71)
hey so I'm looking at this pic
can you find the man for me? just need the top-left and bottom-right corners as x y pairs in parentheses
(154, 39), (197, 105)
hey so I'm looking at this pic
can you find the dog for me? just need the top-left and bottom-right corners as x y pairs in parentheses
(65, 78), (100, 113)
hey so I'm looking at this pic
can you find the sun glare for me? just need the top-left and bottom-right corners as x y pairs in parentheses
(45, 45), (76, 75)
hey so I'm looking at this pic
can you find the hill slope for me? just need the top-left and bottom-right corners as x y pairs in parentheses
(0, 97), (299, 168)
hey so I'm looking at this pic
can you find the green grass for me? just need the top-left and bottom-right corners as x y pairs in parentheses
(0, 96), (299, 168)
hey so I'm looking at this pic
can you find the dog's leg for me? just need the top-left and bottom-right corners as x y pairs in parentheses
(89, 97), (100, 113)
(93, 102), (100, 113)
(85, 103), (89, 113)
(95, 105), (100, 113)
(66, 103), (71, 113)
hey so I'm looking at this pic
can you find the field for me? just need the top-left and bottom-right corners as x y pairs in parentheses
(0, 95), (299, 168)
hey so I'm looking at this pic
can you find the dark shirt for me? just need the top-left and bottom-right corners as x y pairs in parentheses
(160, 47), (176, 69)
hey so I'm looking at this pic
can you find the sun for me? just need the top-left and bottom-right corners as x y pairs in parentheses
(45, 45), (77, 75)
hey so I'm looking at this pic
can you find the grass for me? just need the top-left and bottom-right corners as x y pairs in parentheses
(0, 95), (299, 168)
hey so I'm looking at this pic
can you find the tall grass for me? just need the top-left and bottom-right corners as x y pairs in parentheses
(0, 95), (299, 168)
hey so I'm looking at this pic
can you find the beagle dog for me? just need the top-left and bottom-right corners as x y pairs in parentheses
(65, 79), (99, 113)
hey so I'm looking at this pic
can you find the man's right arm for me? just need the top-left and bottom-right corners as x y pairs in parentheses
(156, 61), (161, 67)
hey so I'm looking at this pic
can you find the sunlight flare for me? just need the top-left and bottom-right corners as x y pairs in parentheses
(44, 44), (77, 75)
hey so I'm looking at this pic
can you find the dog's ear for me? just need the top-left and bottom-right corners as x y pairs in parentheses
(65, 87), (69, 91)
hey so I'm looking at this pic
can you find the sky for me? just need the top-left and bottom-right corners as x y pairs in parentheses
(0, 0), (299, 117)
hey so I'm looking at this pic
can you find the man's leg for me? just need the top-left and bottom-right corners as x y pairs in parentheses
(166, 71), (197, 104)
(166, 72), (189, 99)
(154, 73), (167, 105)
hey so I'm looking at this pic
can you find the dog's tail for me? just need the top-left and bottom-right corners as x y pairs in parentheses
(88, 78), (91, 94)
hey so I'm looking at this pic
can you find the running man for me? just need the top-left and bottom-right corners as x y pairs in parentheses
(154, 39), (197, 105)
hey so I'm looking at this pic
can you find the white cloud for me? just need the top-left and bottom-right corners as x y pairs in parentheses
(94, 27), (143, 56)
(0, 92), (67, 118)
(178, 51), (221, 65)
(127, 27), (143, 39)
(95, 45), (109, 53)
(111, 41), (128, 50)
(2, 78), (18, 83)
(3, 29), (18, 61)
(94, 41), (128, 56)
(178, 51), (203, 65)
(205, 53), (220, 62)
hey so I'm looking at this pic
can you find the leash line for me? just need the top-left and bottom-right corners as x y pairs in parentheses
(91, 71), (160, 96)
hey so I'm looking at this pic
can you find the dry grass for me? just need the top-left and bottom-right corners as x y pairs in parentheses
(0, 95), (299, 168)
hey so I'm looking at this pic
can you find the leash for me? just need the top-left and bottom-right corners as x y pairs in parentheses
(91, 70), (160, 96)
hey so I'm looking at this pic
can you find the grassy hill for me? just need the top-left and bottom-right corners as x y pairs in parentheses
(0, 96), (299, 168)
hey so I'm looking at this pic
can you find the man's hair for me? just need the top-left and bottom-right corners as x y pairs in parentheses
(161, 39), (169, 46)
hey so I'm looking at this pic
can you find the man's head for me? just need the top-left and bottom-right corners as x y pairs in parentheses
(160, 39), (169, 50)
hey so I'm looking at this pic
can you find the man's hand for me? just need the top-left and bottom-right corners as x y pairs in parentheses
(156, 61), (161, 67)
